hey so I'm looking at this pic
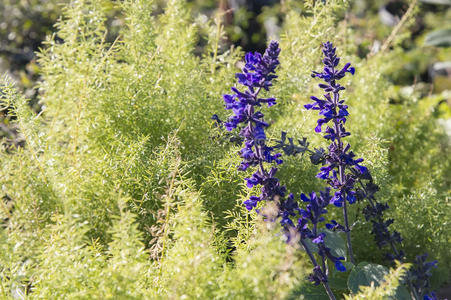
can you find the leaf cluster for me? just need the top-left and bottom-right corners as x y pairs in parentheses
(0, 0), (449, 298)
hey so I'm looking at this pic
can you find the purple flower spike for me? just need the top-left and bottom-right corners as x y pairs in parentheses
(218, 41), (293, 222)
(307, 42), (439, 297)
(307, 41), (365, 264)
(216, 40), (438, 300)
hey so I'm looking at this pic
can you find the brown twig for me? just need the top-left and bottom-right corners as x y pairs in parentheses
(369, 0), (417, 57)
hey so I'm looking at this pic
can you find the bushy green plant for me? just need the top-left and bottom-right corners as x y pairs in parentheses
(0, 0), (448, 298)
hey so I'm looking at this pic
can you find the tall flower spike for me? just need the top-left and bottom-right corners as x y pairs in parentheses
(307, 42), (438, 298)
(299, 188), (347, 279)
(218, 42), (341, 300)
(407, 254), (438, 299)
(221, 41), (287, 215)
(306, 42), (362, 264)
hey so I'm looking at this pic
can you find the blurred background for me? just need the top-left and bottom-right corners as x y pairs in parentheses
(0, 0), (450, 148)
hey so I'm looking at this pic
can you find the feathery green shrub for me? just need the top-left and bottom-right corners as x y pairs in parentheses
(0, 0), (448, 298)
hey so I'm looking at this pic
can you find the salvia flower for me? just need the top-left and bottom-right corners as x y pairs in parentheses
(352, 168), (406, 262)
(408, 254), (438, 299)
(221, 41), (295, 220)
(218, 40), (439, 300)
(300, 189), (330, 226)
(423, 292), (438, 300)
(274, 131), (310, 157)
(299, 188), (347, 278)
(306, 41), (362, 264)
(223, 41), (280, 132)
(325, 219), (345, 232)
(307, 42), (438, 298)
(221, 41), (287, 213)
(219, 41), (342, 300)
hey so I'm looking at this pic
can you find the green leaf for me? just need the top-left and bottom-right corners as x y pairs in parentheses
(347, 262), (389, 294)
(424, 28), (451, 47)
(302, 230), (346, 258)
(391, 285), (411, 300)
(286, 283), (330, 300)
(329, 274), (349, 290)
(323, 229), (347, 258)
(342, 261), (355, 271)
(304, 238), (319, 253)
(420, 0), (451, 5)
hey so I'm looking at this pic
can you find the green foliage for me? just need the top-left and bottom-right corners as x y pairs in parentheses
(347, 262), (390, 294)
(0, 0), (449, 298)
(220, 223), (306, 299)
(382, 89), (451, 278)
(345, 262), (411, 300)
(424, 28), (451, 47)
(156, 184), (223, 298)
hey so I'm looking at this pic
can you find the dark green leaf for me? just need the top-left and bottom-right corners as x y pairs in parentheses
(420, 0), (451, 5)
(286, 283), (330, 300)
(323, 229), (347, 258)
(424, 28), (451, 47)
(329, 274), (348, 290)
(304, 238), (319, 253)
(347, 262), (389, 294)
(390, 285), (411, 300)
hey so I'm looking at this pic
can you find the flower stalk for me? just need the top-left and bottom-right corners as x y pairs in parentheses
(306, 41), (362, 264)
(219, 41), (344, 300)
(217, 40), (438, 300)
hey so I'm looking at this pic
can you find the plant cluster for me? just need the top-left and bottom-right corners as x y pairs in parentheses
(220, 40), (442, 300)
(0, 0), (449, 299)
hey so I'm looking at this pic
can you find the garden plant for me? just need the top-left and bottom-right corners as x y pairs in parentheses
(0, 0), (450, 299)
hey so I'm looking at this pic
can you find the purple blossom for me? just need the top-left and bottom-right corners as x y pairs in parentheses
(279, 193), (301, 227)
(325, 219), (345, 232)
(408, 254), (438, 299)
(306, 42), (363, 196)
(353, 166), (409, 265)
(299, 189), (330, 225)
(223, 41), (280, 132)
(274, 132), (310, 157)
(221, 41), (291, 218)
(219, 42), (343, 300)
(217, 40), (440, 300)
(306, 41), (361, 264)
(423, 292), (437, 300)
(307, 42), (439, 297)
(298, 188), (347, 277)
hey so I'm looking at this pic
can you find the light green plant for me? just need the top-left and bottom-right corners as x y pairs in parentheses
(0, 0), (449, 298)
